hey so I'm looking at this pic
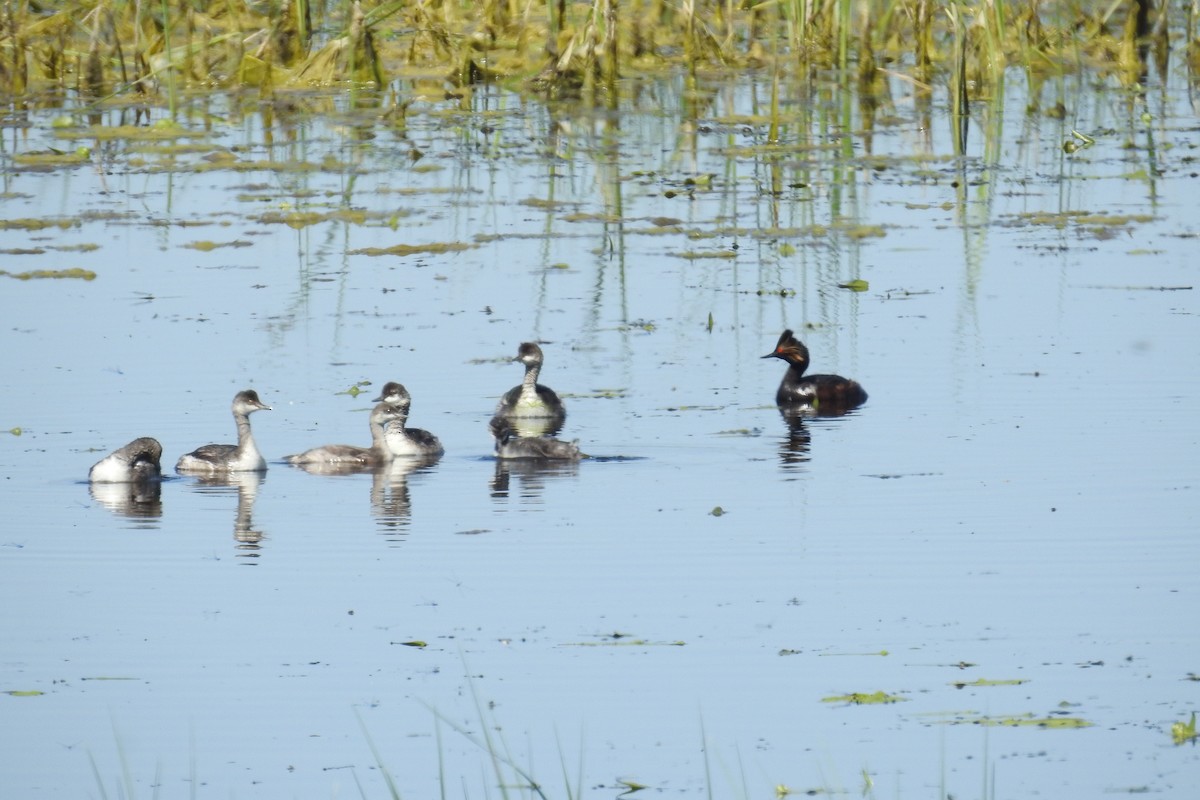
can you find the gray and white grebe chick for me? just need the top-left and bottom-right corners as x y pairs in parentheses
(762, 329), (867, 411)
(494, 342), (567, 421)
(286, 402), (405, 466)
(489, 417), (583, 461)
(176, 389), (272, 474)
(373, 382), (444, 457)
(89, 437), (163, 484)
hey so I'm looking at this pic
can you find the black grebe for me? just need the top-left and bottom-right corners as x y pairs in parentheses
(286, 402), (407, 466)
(495, 342), (567, 422)
(176, 389), (272, 473)
(762, 330), (867, 410)
(89, 437), (163, 484)
(489, 417), (583, 460)
(372, 382), (444, 457)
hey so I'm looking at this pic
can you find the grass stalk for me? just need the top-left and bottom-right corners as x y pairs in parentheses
(355, 709), (405, 800)
(160, 0), (178, 119)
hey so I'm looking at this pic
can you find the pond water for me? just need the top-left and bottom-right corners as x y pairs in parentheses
(1, 63), (1198, 798)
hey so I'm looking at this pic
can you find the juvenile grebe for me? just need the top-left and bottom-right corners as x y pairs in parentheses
(762, 330), (867, 410)
(176, 389), (272, 473)
(286, 402), (405, 466)
(489, 417), (583, 460)
(373, 382), (444, 457)
(89, 437), (163, 484)
(495, 342), (567, 421)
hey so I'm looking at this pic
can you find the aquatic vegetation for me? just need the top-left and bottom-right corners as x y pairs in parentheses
(945, 711), (1093, 729)
(0, 218), (78, 232)
(950, 677), (1029, 689)
(0, 267), (96, 281)
(349, 242), (475, 257)
(561, 638), (685, 647)
(822, 691), (907, 705)
(11, 148), (91, 167)
(181, 239), (253, 251)
(1171, 712), (1197, 745)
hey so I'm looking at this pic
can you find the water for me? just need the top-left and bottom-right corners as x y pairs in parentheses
(1, 65), (1198, 798)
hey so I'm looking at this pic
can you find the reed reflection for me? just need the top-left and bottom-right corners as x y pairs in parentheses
(186, 472), (266, 562)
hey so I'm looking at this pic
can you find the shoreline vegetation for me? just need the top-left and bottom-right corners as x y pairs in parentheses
(0, 1), (1193, 108)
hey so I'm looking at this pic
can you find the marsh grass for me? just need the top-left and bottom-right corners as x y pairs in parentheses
(0, 1), (1184, 107)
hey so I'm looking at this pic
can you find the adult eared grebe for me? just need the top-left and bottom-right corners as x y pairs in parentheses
(286, 402), (405, 466)
(373, 382), (444, 457)
(489, 417), (583, 460)
(495, 342), (567, 422)
(89, 437), (163, 484)
(762, 329), (867, 411)
(176, 389), (272, 474)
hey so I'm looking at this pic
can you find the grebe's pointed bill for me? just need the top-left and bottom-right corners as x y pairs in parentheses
(372, 381), (409, 405)
(762, 329), (798, 359)
(513, 342), (544, 363)
(237, 389), (273, 412)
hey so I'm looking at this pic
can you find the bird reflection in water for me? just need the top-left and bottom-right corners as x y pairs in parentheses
(775, 404), (865, 470)
(489, 454), (581, 500)
(290, 454), (442, 541)
(777, 407), (814, 469)
(88, 437), (164, 522)
(88, 480), (164, 522)
(188, 472), (265, 561)
(370, 455), (442, 540)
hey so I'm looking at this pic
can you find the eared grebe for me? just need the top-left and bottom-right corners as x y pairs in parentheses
(286, 402), (405, 466)
(89, 437), (163, 484)
(373, 382), (444, 457)
(489, 417), (583, 460)
(176, 389), (272, 473)
(495, 342), (567, 421)
(762, 329), (867, 410)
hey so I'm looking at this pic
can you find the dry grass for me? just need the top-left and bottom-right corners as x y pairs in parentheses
(0, 1), (1183, 104)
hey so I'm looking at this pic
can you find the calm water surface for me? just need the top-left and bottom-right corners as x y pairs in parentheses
(1, 66), (1198, 797)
